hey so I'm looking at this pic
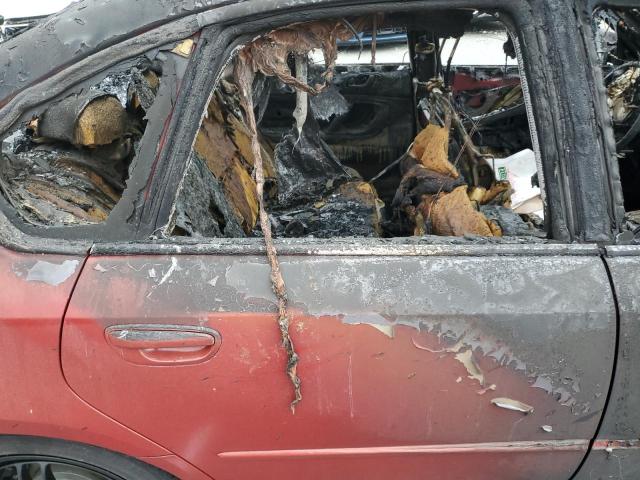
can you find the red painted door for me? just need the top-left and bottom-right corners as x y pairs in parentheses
(0, 245), (174, 458)
(62, 244), (615, 479)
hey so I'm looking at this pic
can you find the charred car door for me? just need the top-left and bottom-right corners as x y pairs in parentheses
(60, 3), (618, 480)
(61, 243), (615, 480)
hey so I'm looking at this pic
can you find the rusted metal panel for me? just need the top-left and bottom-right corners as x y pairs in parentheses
(62, 250), (614, 479)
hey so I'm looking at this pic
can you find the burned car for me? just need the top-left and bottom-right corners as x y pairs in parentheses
(0, 1), (638, 479)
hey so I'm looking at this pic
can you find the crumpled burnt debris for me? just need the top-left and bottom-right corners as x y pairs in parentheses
(174, 17), (542, 243)
(239, 20), (362, 95)
(386, 87), (506, 237)
(0, 145), (122, 225)
(272, 180), (383, 238)
(177, 18), (386, 244)
(0, 62), (161, 226)
(272, 114), (352, 208)
(480, 205), (545, 237)
(188, 79), (277, 234)
(172, 151), (244, 238)
(608, 67), (640, 123)
(596, 8), (640, 214)
(309, 84), (351, 122)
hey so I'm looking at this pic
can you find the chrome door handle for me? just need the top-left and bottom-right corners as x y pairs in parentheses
(105, 324), (221, 366)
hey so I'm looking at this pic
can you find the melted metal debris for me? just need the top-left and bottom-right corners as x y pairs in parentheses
(173, 152), (244, 238)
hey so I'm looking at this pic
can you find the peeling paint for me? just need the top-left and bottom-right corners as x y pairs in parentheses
(342, 313), (394, 338)
(25, 259), (79, 286)
(454, 349), (485, 386)
(221, 254), (611, 414)
(491, 397), (535, 414)
(477, 384), (497, 395)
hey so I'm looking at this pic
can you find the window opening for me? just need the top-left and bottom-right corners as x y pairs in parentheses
(171, 11), (544, 241)
(593, 7), (640, 238)
(0, 38), (194, 227)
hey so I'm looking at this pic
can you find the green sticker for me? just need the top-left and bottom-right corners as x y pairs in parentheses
(497, 166), (508, 181)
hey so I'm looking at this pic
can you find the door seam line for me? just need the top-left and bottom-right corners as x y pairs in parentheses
(568, 254), (621, 479)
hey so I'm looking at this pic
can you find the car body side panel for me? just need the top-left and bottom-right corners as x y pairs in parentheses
(600, 247), (640, 441)
(62, 251), (615, 480)
(0, 245), (215, 479)
(574, 246), (640, 479)
(0, 246), (163, 456)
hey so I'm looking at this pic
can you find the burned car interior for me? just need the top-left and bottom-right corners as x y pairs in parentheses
(0, 38), (193, 229)
(0, 70), (153, 226)
(0, 9), (550, 243)
(594, 7), (640, 237)
(1, 6), (637, 244)
(171, 11), (546, 241)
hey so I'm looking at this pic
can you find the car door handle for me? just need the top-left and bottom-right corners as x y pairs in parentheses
(105, 324), (222, 366)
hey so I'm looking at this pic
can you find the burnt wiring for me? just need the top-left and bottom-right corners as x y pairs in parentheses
(235, 56), (302, 413)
